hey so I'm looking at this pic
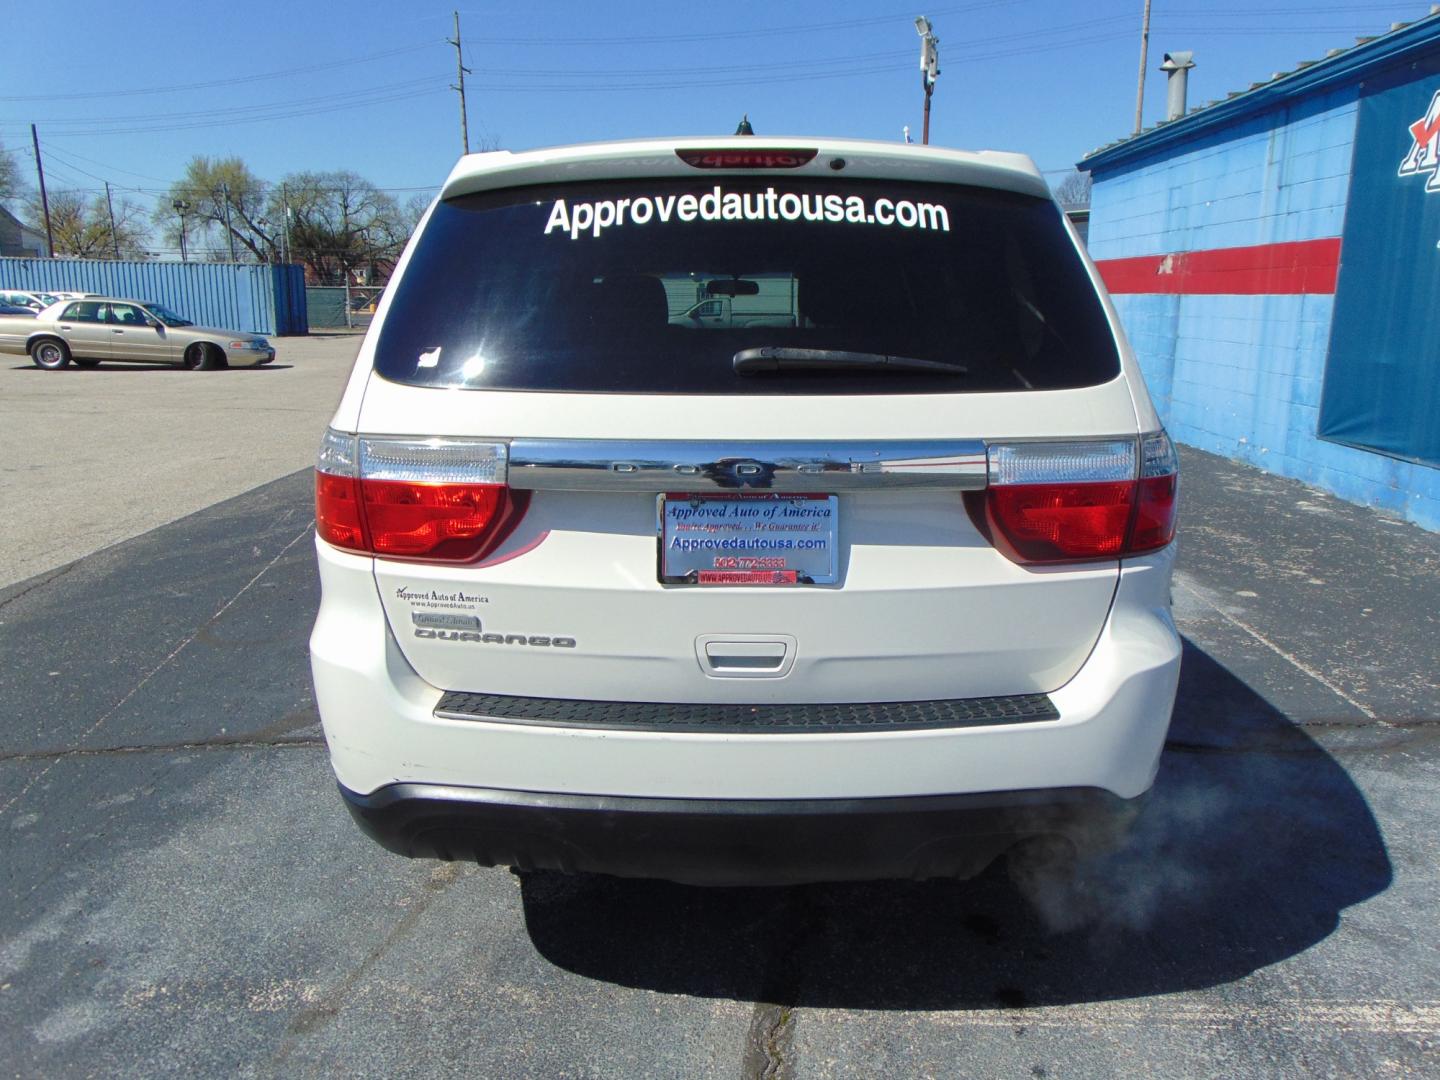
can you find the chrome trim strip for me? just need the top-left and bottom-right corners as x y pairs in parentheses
(506, 439), (989, 491)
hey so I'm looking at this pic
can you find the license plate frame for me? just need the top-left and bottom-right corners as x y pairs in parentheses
(658, 493), (838, 586)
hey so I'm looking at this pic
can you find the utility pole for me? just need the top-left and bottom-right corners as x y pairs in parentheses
(173, 198), (190, 262)
(341, 191), (353, 328)
(915, 16), (940, 146)
(1134, 0), (1153, 134)
(220, 182), (237, 260)
(30, 124), (54, 258)
(281, 183), (292, 264)
(448, 10), (472, 155)
(104, 181), (120, 259)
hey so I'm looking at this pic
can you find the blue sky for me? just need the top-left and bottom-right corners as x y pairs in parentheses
(2, 0), (1434, 219)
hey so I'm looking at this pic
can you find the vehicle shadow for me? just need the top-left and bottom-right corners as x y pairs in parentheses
(518, 637), (1392, 1009)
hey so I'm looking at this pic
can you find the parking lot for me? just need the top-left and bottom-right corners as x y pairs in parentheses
(1, 335), (1437, 1078)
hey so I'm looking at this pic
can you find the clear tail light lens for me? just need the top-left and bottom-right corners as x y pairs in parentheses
(977, 434), (1178, 564)
(314, 430), (528, 563)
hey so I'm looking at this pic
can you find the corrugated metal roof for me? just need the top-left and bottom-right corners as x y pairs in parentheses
(1082, 9), (1440, 170)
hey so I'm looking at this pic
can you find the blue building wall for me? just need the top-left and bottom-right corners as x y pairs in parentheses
(0, 258), (308, 336)
(1089, 84), (1440, 531)
(1089, 87), (1360, 260)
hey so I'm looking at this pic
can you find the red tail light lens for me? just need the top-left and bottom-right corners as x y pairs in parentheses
(1130, 474), (1179, 554)
(315, 472), (366, 551)
(313, 431), (528, 563)
(988, 481), (1135, 561)
(363, 479), (518, 561)
(979, 434), (1179, 564)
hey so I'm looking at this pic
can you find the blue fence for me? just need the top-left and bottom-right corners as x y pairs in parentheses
(0, 258), (308, 336)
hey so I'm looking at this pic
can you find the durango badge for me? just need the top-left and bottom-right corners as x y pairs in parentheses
(1398, 88), (1440, 192)
(411, 611), (575, 648)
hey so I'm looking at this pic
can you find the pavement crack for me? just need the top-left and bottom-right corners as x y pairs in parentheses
(739, 888), (824, 1080)
(0, 735), (324, 764)
(0, 559), (79, 611)
(270, 863), (464, 1065)
(0, 522), (314, 819)
(742, 1003), (796, 1079)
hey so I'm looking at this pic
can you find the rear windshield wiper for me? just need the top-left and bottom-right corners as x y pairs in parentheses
(733, 347), (967, 376)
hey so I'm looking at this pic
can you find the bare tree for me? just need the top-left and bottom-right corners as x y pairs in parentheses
(26, 189), (149, 258)
(268, 171), (412, 283)
(0, 139), (27, 212)
(1054, 169), (1093, 209)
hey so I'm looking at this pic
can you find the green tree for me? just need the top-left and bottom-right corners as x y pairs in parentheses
(154, 156), (276, 262)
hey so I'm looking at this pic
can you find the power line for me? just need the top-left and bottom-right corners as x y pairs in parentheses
(31, 146), (141, 192)
(458, 15), (1136, 83)
(30, 145), (178, 184)
(463, 63), (911, 93)
(453, 0), (1033, 45)
(458, 30), (1140, 93)
(463, 13), (1141, 73)
(0, 10), (1409, 134)
(1152, 25), (1377, 35)
(474, 47), (911, 78)
(25, 76), (444, 127)
(0, 41), (439, 103)
(1154, 2), (1433, 14)
(10, 86), (449, 138)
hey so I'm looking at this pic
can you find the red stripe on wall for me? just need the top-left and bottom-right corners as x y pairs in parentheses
(1094, 238), (1342, 295)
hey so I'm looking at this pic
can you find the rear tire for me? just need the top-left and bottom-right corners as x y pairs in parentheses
(30, 338), (70, 370)
(183, 343), (225, 371)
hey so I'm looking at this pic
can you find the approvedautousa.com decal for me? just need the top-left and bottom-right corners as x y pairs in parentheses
(543, 186), (951, 240)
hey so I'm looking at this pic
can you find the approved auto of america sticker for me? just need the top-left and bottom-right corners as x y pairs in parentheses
(660, 493), (838, 585)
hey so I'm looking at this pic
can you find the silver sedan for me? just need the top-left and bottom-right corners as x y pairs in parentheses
(3, 297), (275, 370)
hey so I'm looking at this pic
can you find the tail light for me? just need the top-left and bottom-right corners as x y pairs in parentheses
(314, 429), (529, 563)
(973, 433), (1178, 565)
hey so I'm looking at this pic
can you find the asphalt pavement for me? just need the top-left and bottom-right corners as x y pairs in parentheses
(1, 360), (1436, 1077)
(0, 332), (361, 590)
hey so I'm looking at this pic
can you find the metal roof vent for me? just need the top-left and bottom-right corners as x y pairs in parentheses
(1160, 51), (1196, 122)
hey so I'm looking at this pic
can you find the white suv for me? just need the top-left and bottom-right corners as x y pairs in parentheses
(310, 137), (1181, 886)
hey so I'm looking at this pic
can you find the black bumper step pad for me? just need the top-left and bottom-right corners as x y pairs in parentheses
(433, 690), (1059, 733)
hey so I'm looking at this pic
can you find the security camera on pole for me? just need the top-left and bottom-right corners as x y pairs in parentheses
(915, 16), (940, 145)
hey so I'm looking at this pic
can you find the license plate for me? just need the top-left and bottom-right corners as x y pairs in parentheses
(659, 493), (838, 585)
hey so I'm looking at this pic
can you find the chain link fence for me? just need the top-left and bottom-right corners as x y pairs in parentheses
(305, 285), (384, 330)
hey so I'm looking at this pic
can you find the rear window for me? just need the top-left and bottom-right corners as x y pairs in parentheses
(375, 178), (1119, 395)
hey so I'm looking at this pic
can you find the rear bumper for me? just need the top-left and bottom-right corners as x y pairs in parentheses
(311, 541), (1182, 803)
(341, 781), (1143, 886)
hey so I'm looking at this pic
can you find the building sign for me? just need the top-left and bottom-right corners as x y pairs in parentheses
(1320, 67), (1440, 468)
(1398, 88), (1440, 192)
